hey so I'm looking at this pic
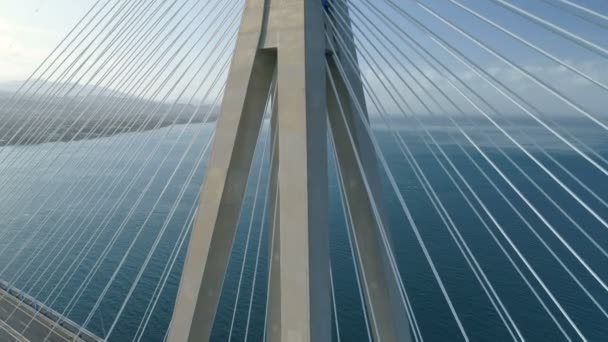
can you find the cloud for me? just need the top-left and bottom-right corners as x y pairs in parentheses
(0, 17), (60, 80)
(358, 57), (608, 117)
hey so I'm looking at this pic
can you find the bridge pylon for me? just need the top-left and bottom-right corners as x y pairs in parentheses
(168, 1), (411, 341)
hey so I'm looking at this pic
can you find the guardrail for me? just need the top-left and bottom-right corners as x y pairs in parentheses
(0, 280), (102, 342)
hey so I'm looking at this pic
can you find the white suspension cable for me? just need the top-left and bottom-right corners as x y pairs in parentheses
(0, 0), (166, 224)
(103, 123), (218, 341)
(336, 0), (608, 293)
(0, 0), (189, 257)
(349, 0), (608, 319)
(377, 0), (608, 236)
(346, 2), (600, 334)
(330, 265), (342, 342)
(21, 26), (235, 336)
(327, 7), (522, 339)
(132, 198), (199, 342)
(421, 133), (574, 341)
(325, 52), (470, 340)
(553, 0), (608, 24)
(0, 0), (234, 285)
(383, 0), (608, 172)
(0, 0), (230, 247)
(351, 0), (608, 197)
(40, 40), (236, 340)
(0, 0), (150, 153)
(227, 98), (272, 342)
(446, 0), (608, 92)
(0, 0), (124, 138)
(261, 179), (279, 342)
(243, 79), (278, 342)
(0, 0), (186, 198)
(490, 0), (608, 59)
(15, 52), (231, 335)
(0, 0), (114, 121)
(328, 124), (379, 342)
(53, 18), (241, 338)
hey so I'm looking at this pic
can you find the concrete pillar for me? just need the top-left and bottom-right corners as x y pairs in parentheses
(327, 56), (412, 342)
(326, 2), (411, 340)
(273, 0), (331, 340)
(166, 1), (275, 339)
(169, 1), (407, 341)
(266, 94), (281, 342)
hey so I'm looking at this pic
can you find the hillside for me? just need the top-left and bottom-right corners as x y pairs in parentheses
(0, 82), (217, 146)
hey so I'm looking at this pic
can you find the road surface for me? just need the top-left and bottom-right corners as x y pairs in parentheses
(0, 287), (94, 341)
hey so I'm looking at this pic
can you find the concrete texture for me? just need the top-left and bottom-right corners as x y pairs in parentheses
(327, 4), (411, 339)
(167, 1), (275, 339)
(328, 57), (411, 342)
(266, 97), (281, 342)
(169, 1), (407, 341)
(274, 0), (331, 340)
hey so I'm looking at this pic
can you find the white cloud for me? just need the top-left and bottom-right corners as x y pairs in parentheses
(359, 58), (608, 117)
(0, 17), (60, 81)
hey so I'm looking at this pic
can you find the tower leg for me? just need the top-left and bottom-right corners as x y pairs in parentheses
(273, 1), (331, 341)
(170, 1), (408, 341)
(266, 93), (281, 342)
(167, 5), (275, 337)
(327, 57), (412, 342)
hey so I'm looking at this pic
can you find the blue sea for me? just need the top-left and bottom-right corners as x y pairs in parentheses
(0, 119), (607, 341)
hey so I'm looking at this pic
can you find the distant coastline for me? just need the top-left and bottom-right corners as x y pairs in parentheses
(1, 80), (604, 148)
(0, 93), (217, 147)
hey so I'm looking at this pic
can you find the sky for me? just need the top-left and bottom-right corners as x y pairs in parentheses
(0, 0), (607, 116)
(0, 0), (96, 81)
(351, 0), (608, 115)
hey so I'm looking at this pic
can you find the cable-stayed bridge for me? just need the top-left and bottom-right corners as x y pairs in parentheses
(0, 0), (607, 341)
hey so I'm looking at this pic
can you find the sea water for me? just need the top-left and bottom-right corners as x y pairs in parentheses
(0, 119), (606, 341)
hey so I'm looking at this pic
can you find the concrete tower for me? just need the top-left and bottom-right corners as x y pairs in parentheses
(168, 1), (411, 341)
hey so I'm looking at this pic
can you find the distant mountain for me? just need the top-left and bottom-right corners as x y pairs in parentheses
(0, 81), (219, 146)
(0, 80), (28, 93)
(0, 80), (132, 100)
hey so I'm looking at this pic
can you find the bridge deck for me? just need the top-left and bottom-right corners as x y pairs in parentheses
(0, 285), (101, 342)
